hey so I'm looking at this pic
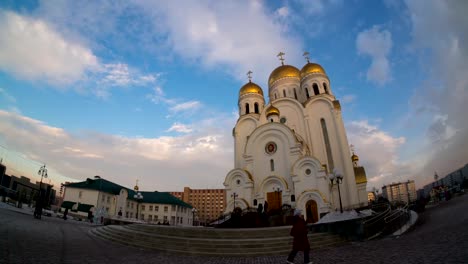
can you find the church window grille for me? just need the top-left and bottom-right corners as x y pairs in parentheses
(270, 159), (275, 171)
(313, 83), (319, 95)
(323, 83), (328, 94)
(253, 199), (257, 206)
(254, 103), (259, 114)
(294, 88), (298, 99)
(245, 103), (250, 114)
(283, 90), (286, 97)
(305, 88), (310, 98)
(320, 118), (334, 171)
(291, 195), (295, 202)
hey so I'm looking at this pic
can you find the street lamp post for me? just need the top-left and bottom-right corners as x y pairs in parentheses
(231, 192), (238, 210)
(34, 164), (48, 219)
(191, 208), (197, 226)
(133, 192), (143, 220)
(329, 168), (344, 213)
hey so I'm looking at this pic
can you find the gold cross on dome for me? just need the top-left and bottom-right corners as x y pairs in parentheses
(277, 52), (285, 65)
(247, 70), (253, 82)
(303, 51), (310, 63)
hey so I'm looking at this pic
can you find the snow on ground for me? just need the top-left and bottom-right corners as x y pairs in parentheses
(315, 209), (373, 224)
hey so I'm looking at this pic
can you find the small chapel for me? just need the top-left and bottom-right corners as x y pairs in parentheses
(224, 52), (368, 223)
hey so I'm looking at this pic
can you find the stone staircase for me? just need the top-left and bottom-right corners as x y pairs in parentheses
(89, 224), (347, 256)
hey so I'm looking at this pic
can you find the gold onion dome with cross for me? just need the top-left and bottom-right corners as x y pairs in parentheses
(300, 62), (326, 78)
(239, 81), (264, 96)
(300, 51), (326, 79)
(239, 70), (264, 96)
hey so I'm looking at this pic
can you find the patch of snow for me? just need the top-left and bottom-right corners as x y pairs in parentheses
(315, 209), (371, 224)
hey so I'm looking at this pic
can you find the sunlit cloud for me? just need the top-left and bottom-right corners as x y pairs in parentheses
(356, 25), (393, 85)
(0, 110), (233, 190)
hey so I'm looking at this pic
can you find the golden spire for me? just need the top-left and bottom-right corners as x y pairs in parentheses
(303, 51), (310, 63)
(134, 179), (139, 191)
(277, 52), (285, 65)
(247, 70), (253, 82)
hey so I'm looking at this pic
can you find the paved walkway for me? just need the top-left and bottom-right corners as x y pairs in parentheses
(1, 194), (467, 263)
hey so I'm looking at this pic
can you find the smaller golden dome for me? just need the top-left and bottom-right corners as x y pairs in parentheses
(268, 65), (300, 86)
(354, 167), (367, 184)
(351, 153), (359, 162)
(265, 105), (280, 117)
(239, 81), (264, 96)
(300, 62), (326, 79)
(134, 185), (139, 191)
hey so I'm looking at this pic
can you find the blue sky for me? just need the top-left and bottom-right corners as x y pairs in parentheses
(0, 0), (466, 192)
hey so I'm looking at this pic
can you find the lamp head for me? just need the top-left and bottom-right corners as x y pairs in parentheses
(333, 168), (343, 178)
(329, 173), (336, 181)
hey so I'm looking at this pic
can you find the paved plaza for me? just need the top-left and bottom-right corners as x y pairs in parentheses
(1, 194), (467, 264)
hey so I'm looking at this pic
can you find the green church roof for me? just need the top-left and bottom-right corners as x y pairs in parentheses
(65, 178), (192, 208)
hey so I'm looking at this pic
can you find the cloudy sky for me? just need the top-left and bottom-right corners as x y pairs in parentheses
(0, 0), (466, 192)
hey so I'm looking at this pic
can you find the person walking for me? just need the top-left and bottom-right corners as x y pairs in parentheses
(63, 208), (68, 220)
(287, 209), (311, 264)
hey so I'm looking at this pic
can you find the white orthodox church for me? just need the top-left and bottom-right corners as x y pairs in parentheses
(224, 53), (368, 223)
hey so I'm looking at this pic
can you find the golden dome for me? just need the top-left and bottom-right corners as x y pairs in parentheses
(300, 62), (326, 79)
(268, 65), (300, 86)
(265, 105), (280, 117)
(354, 167), (367, 184)
(134, 185), (139, 191)
(351, 153), (359, 162)
(239, 81), (264, 96)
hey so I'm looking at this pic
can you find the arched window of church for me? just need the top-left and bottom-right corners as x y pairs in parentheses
(254, 103), (259, 114)
(270, 159), (275, 171)
(245, 103), (250, 114)
(253, 199), (257, 206)
(294, 88), (298, 99)
(323, 83), (328, 94)
(275, 93), (277, 100)
(320, 118), (334, 171)
(270, 118), (274, 122)
(305, 88), (310, 98)
(313, 83), (319, 95)
(283, 90), (286, 97)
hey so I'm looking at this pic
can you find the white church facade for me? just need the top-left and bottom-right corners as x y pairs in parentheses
(224, 53), (368, 223)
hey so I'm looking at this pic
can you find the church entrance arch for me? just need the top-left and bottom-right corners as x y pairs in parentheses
(305, 199), (319, 223)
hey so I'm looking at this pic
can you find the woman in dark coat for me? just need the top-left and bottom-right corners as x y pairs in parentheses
(287, 209), (311, 264)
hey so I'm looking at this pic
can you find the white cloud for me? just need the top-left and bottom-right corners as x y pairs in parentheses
(403, 0), (468, 185)
(0, 10), (160, 98)
(167, 123), (193, 133)
(356, 26), (393, 85)
(346, 120), (409, 188)
(0, 88), (16, 103)
(0, 10), (98, 85)
(275, 6), (289, 18)
(146, 87), (202, 115)
(169, 101), (202, 113)
(26, 1), (306, 86)
(133, 0), (304, 83)
(341, 94), (356, 103)
(0, 110), (234, 190)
